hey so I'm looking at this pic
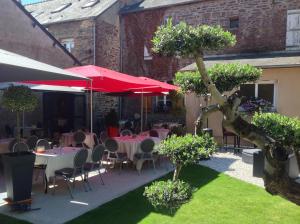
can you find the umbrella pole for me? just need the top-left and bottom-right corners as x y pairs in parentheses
(90, 80), (93, 135)
(145, 96), (148, 129)
(141, 90), (144, 133)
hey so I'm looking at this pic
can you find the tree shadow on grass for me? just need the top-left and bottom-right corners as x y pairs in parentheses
(67, 164), (220, 224)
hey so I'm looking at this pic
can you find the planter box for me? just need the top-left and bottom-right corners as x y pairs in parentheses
(2, 152), (35, 202)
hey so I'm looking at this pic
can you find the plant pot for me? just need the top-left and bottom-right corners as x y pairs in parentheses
(2, 152), (36, 202)
(273, 147), (289, 161)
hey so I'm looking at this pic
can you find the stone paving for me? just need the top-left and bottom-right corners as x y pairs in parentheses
(199, 151), (264, 187)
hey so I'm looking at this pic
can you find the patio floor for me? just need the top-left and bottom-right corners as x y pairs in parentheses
(0, 163), (172, 224)
(199, 150), (264, 187)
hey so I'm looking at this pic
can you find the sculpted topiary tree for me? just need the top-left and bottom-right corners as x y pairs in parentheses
(2, 85), (38, 140)
(152, 19), (300, 205)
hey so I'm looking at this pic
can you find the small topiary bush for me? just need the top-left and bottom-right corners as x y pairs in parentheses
(252, 112), (300, 149)
(144, 180), (192, 211)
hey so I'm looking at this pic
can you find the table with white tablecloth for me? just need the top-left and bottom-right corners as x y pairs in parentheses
(35, 147), (92, 181)
(61, 132), (95, 148)
(141, 128), (169, 140)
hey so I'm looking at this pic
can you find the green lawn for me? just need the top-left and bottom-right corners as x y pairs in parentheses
(1, 165), (300, 224)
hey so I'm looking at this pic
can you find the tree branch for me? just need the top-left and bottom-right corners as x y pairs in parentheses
(195, 104), (220, 135)
(194, 55), (226, 106)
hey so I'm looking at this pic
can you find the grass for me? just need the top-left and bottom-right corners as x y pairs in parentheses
(1, 165), (300, 224)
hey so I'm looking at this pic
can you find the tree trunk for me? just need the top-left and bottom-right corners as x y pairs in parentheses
(173, 163), (182, 181)
(16, 111), (21, 141)
(193, 55), (300, 205)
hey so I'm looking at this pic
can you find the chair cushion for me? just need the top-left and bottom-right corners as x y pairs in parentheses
(55, 168), (74, 178)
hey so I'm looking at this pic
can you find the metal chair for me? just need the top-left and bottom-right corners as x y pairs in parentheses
(36, 139), (51, 151)
(73, 131), (87, 148)
(26, 135), (38, 151)
(99, 131), (108, 144)
(105, 138), (127, 172)
(93, 134), (99, 146)
(120, 129), (133, 136)
(12, 142), (29, 153)
(149, 130), (159, 138)
(8, 138), (18, 152)
(134, 138), (156, 174)
(53, 148), (89, 198)
(84, 144), (105, 185)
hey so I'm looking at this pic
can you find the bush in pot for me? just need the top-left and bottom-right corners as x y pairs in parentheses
(144, 133), (216, 210)
(1, 85), (38, 202)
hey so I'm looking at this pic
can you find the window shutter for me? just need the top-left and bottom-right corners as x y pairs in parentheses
(286, 10), (300, 48)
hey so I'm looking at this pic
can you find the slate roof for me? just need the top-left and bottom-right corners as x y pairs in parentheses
(181, 51), (300, 71)
(120, 0), (199, 14)
(24, 0), (118, 25)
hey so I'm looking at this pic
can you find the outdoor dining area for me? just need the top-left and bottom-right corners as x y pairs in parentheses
(0, 49), (180, 219)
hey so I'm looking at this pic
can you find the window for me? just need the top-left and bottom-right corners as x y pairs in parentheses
(61, 38), (74, 53)
(51, 3), (72, 13)
(144, 46), (152, 60)
(229, 17), (239, 29)
(286, 10), (300, 49)
(82, 0), (100, 8)
(240, 81), (277, 107)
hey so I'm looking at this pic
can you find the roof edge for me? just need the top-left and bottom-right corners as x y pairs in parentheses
(13, 0), (81, 66)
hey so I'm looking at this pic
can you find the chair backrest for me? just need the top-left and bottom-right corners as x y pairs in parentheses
(8, 138), (18, 152)
(140, 138), (155, 153)
(104, 138), (118, 152)
(73, 148), (88, 168)
(149, 130), (159, 138)
(120, 129), (132, 136)
(36, 139), (51, 150)
(26, 135), (38, 151)
(73, 131), (86, 144)
(93, 134), (99, 146)
(91, 144), (106, 163)
(100, 131), (108, 143)
(12, 142), (29, 153)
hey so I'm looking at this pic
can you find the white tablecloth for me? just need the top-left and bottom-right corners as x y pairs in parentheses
(114, 136), (161, 161)
(61, 132), (95, 149)
(34, 147), (92, 180)
(153, 122), (181, 129)
(141, 128), (169, 140)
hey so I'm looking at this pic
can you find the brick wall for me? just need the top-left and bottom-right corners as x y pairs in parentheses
(121, 0), (300, 81)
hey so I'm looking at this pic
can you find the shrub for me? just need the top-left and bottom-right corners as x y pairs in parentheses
(252, 112), (300, 149)
(159, 134), (216, 180)
(144, 180), (192, 211)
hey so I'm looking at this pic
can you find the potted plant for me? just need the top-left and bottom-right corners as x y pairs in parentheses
(1, 85), (38, 202)
(144, 134), (216, 211)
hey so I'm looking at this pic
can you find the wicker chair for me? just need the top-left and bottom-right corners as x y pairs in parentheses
(8, 138), (18, 152)
(53, 148), (89, 198)
(12, 142), (29, 153)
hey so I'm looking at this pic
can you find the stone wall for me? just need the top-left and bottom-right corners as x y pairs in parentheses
(121, 0), (300, 81)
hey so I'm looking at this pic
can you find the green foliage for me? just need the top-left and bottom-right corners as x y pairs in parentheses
(159, 134), (217, 164)
(2, 85), (38, 113)
(143, 180), (192, 210)
(252, 113), (300, 149)
(175, 63), (261, 95)
(152, 18), (236, 57)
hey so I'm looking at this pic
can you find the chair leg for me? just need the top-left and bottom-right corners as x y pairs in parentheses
(65, 178), (74, 199)
(152, 159), (156, 172)
(98, 169), (104, 185)
(79, 174), (88, 192)
(72, 177), (76, 189)
(52, 176), (56, 195)
(85, 173), (92, 191)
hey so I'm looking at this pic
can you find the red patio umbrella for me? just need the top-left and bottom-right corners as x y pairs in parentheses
(25, 65), (158, 92)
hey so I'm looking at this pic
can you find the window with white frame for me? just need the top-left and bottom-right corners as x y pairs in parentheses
(61, 38), (74, 53)
(286, 10), (300, 50)
(239, 81), (277, 108)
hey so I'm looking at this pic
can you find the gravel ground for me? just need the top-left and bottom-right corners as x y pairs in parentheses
(199, 151), (264, 187)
